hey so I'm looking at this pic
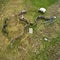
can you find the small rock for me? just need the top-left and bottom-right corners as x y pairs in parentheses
(44, 37), (48, 41)
(38, 8), (46, 13)
(29, 28), (33, 34)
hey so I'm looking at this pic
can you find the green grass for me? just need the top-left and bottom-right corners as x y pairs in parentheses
(24, 0), (58, 8)
(0, 0), (60, 60)
(31, 0), (58, 8)
(0, 0), (10, 11)
(23, 0), (58, 22)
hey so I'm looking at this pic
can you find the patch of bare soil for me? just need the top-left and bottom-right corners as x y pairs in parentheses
(40, 1), (60, 40)
(45, 1), (60, 60)
(47, 42), (60, 60)
(6, 15), (25, 39)
(46, 0), (60, 16)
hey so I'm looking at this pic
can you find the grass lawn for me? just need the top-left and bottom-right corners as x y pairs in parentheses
(25, 0), (57, 8)
(0, 0), (60, 60)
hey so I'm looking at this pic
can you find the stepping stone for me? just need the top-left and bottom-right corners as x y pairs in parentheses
(38, 8), (46, 13)
(29, 28), (33, 34)
(44, 37), (48, 41)
(20, 15), (24, 20)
